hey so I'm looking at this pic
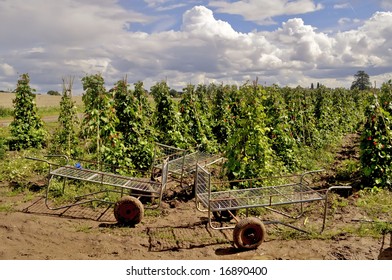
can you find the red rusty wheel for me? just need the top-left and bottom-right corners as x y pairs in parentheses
(233, 217), (266, 250)
(114, 196), (144, 225)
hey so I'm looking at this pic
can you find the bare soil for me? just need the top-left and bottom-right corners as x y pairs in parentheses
(0, 134), (391, 260)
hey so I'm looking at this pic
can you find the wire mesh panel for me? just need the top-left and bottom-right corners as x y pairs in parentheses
(152, 143), (224, 184)
(195, 163), (326, 211)
(51, 165), (162, 193)
(182, 151), (223, 173)
(195, 164), (211, 208)
(207, 183), (325, 211)
(152, 144), (186, 169)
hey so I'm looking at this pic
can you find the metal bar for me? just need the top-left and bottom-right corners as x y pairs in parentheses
(321, 186), (352, 232)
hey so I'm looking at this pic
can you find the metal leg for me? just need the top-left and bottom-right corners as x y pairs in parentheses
(321, 186), (352, 232)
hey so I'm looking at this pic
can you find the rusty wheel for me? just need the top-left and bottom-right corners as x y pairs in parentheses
(114, 196), (144, 225)
(233, 217), (266, 250)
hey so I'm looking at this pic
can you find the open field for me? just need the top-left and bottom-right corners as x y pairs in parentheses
(0, 92), (83, 108)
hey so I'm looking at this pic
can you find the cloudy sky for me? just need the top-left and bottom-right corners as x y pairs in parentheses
(0, 0), (391, 94)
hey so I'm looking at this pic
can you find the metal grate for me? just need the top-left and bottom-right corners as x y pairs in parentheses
(51, 165), (162, 193)
(195, 163), (325, 211)
(152, 143), (224, 184)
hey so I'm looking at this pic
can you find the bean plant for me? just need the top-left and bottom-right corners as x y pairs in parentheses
(9, 73), (46, 150)
(51, 77), (80, 156)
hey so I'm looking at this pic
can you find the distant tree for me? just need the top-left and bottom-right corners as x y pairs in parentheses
(351, 70), (371, 90)
(47, 90), (61, 96)
(169, 89), (178, 97)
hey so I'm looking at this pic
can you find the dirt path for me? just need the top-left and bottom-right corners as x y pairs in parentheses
(0, 133), (391, 260)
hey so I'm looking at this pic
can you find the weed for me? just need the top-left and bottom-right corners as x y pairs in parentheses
(355, 187), (392, 217)
(0, 106), (13, 117)
(75, 225), (93, 233)
(336, 159), (360, 180)
(330, 193), (350, 213)
(0, 202), (14, 212)
(144, 209), (162, 218)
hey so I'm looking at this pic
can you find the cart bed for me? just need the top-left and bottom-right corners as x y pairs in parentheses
(195, 164), (325, 211)
(51, 165), (161, 194)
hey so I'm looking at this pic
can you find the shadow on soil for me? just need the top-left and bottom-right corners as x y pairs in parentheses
(146, 219), (233, 252)
(21, 196), (116, 223)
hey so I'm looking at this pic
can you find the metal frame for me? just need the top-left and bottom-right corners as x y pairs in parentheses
(151, 143), (224, 185)
(195, 163), (351, 233)
(27, 155), (169, 211)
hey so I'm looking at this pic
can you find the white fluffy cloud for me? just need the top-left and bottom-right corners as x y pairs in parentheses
(0, 2), (391, 93)
(0, 63), (16, 76)
(209, 0), (323, 25)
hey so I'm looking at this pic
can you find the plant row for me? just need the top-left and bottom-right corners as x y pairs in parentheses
(5, 73), (392, 189)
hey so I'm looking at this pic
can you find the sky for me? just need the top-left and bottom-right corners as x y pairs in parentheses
(0, 0), (392, 94)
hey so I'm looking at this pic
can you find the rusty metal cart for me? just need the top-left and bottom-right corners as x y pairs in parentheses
(195, 163), (351, 250)
(27, 155), (169, 225)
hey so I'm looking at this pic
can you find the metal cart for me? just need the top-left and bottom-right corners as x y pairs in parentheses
(195, 163), (351, 250)
(27, 155), (169, 225)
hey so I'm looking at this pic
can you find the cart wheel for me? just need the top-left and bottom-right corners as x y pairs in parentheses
(233, 217), (266, 250)
(114, 196), (144, 226)
(213, 209), (237, 222)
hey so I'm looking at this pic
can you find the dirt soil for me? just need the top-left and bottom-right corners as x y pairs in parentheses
(0, 134), (391, 260)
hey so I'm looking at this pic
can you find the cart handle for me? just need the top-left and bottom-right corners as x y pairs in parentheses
(25, 155), (68, 173)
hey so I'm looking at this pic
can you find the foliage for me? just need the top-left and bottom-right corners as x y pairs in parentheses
(0, 107), (13, 118)
(211, 84), (234, 148)
(4, 73), (386, 190)
(283, 86), (319, 148)
(178, 84), (217, 152)
(225, 81), (284, 180)
(360, 85), (392, 189)
(0, 150), (47, 182)
(51, 77), (80, 157)
(150, 81), (187, 148)
(264, 85), (299, 171)
(80, 74), (128, 168)
(0, 137), (6, 159)
(351, 70), (372, 91)
(113, 79), (154, 170)
(356, 187), (392, 217)
(9, 73), (47, 150)
(47, 90), (61, 96)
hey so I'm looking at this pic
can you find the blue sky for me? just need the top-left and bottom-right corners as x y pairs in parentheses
(123, 0), (383, 33)
(0, 0), (391, 93)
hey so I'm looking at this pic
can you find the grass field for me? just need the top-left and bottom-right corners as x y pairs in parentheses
(0, 92), (83, 108)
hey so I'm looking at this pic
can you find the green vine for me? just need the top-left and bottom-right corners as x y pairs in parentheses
(9, 73), (47, 150)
